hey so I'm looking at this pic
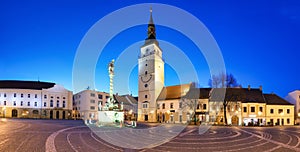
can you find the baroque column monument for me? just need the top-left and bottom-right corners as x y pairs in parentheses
(98, 59), (124, 126)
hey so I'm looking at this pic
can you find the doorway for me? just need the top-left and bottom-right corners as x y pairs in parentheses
(56, 111), (60, 119)
(12, 109), (18, 117)
(144, 115), (148, 121)
(50, 110), (53, 119)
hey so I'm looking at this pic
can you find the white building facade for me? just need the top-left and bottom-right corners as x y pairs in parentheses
(285, 90), (300, 124)
(73, 90), (109, 121)
(0, 80), (72, 119)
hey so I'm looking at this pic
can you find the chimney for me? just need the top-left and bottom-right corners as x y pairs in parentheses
(248, 85), (251, 91)
(259, 85), (262, 91)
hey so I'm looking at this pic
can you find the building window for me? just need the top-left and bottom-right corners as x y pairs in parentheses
(27, 102), (30, 106)
(287, 109), (290, 114)
(57, 96), (60, 99)
(98, 94), (103, 99)
(90, 93), (95, 97)
(44, 95), (47, 99)
(144, 84), (148, 88)
(142, 103), (148, 108)
(162, 103), (165, 109)
(243, 107), (247, 113)
(34, 102), (37, 107)
(28, 94), (30, 98)
(145, 71), (148, 75)
(21, 101), (23, 106)
(57, 101), (59, 107)
(203, 104), (207, 110)
(35, 94), (37, 98)
(170, 103), (174, 109)
(179, 102), (182, 108)
(21, 94), (23, 98)
(63, 97), (65, 99)
(251, 107), (255, 113)
(145, 95), (148, 98)
(51, 96), (53, 98)
(50, 100), (53, 107)
(157, 103), (160, 109)
(14, 93), (16, 97)
(90, 106), (95, 110)
(4, 93), (6, 97)
(259, 107), (263, 112)
(90, 100), (95, 104)
(278, 109), (283, 114)
(270, 109), (274, 114)
(13, 101), (16, 106)
(63, 101), (66, 108)
(197, 104), (200, 110)
(145, 64), (147, 66)
(4, 101), (6, 106)
(287, 118), (290, 124)
(44, 102), (46, 107)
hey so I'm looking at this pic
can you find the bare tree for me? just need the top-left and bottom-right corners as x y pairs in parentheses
(209, 73), (240, 125)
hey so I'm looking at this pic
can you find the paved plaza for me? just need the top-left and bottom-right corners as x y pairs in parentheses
(0, 119), (299, 152)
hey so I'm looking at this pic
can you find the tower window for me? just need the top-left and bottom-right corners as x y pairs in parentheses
(144, 84), (148, 88)
(145, 71), (147, 75)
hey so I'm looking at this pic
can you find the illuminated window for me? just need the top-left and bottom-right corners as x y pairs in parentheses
(259, 107), (263, 112)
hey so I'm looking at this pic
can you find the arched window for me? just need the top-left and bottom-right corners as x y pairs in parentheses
(63, 101), (66, 108)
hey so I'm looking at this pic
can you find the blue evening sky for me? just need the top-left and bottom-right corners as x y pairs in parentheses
(1, 0), (299, 97)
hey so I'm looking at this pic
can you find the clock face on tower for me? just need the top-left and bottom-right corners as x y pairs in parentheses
(141, 74), (152, 83)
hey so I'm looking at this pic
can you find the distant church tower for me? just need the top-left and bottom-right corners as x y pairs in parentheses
(137, 8), (164, 122)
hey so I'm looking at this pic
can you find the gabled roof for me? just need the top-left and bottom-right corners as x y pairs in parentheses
(184, 88), (211, 99)
(114, 94), (138, 105)
(264, 94), (293, 105)
(0, 80), (55, 90)
(157, 83), (191, 100)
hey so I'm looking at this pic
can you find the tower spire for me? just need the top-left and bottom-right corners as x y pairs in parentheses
(146, 6), (156, 40)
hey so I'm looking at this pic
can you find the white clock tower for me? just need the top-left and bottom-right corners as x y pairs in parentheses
(137, 8), (164, 122)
